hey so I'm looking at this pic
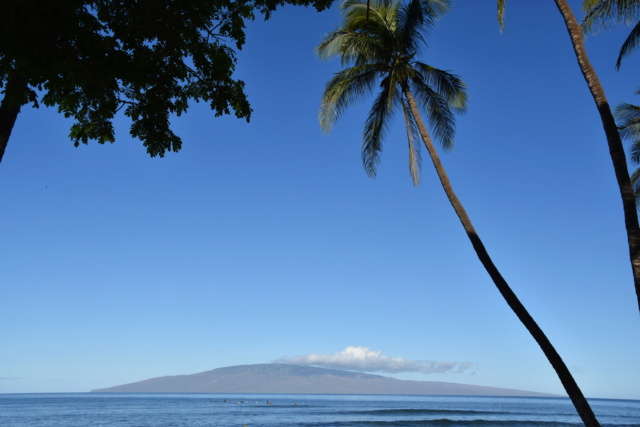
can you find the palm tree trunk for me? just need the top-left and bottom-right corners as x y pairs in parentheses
(0, 74), (28, 163)
(553, 0), (640, 315)
(402, 85), (600, 427)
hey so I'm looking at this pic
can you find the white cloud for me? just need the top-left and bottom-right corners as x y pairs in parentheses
(274, 346), (475, 375)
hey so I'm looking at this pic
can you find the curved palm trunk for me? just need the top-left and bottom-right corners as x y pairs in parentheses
(402, 85), (600, 427)
(0, 74), (28, 163)
(553, 0), (640, 315)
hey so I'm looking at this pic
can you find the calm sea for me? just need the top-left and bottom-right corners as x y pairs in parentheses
(1, 393), (639, 426)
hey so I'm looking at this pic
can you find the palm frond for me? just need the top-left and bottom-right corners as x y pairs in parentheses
(410, 79), (457, 149)
(616, 19), (640, 69)
(317, 27), (386, 67)
(423, 0), (451, 18)
(360, 0), (402, 56)
(582, 0), (640, 33)
(411, 0), (451, 42)
(362, 77), (398, 176)
(582, 0), (599, 11)
(630, 167), (640, 205)
(582, 0), (640, 68)
(630, 138), (640, 164)
(397, 0), (449, 58)
(401, 98), (422, 186)
(497, 0), (506, 32)
(616, 102), (640, 141)
(581, 0), (609, 32)
(399, 0), (427, 55)
(319, 64), (380, 133)
(413, 62), (467, 113)
(343, 0), (397, 33)
(317, 28), (358, 59)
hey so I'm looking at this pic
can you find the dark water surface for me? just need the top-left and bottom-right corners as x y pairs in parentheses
(1, 393), (639, 426)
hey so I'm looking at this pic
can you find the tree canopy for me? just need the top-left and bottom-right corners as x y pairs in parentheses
(0, 0), (334, 162)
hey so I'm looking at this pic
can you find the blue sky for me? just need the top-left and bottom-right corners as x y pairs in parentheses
(1, 0), (640, 400)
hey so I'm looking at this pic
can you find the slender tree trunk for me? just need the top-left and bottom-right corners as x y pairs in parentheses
(553, 0), (640, 314)
(402, 85), (600, 427)
(0, 74), (28, 163)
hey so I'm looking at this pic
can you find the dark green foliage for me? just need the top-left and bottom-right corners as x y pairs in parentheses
(0, 0), (334, 159)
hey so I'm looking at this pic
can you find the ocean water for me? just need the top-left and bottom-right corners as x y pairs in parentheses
(1, 393), (639, 427)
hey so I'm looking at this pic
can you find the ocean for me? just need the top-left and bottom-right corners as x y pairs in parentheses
(1, 393), (639, 426)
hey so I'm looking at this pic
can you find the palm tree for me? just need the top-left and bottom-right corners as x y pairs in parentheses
(318, 1), (600, 425)
(581, 0), (640, 70)
(498, 0), (640, 319)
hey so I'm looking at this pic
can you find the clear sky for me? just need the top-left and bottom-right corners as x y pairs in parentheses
(1, 0), (639, 400)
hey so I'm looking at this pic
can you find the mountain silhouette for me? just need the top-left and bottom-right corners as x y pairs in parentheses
(91, 364), (555, 396)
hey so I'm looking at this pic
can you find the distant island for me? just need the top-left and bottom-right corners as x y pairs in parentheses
(91, 363), (557, 397)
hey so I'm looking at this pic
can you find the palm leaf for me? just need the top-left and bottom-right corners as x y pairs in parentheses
(317, 28), (386, 67)
(422, 0), (451, 19)
(616, 102), (640, 141)
(630, 138), (640, 165)
(362, 76), (398, 176)
(581, 0), (640, 68)
(617, 19), (640, 69)
(401, 97), (422, 185)
(413, 62), (467, 113)
(582, 0), (599, 11)
(497, 0), (506, 31)
(343, 0), (395, 33)
(399, 0), (429, 55)
(410, 77), (456, 149)
(319, 64), (380, 133)
(400, 0), (450, 52)
(631, 167), (640, 204)
(582, 0), (640, 32)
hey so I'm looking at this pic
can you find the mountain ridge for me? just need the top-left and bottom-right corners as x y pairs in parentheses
(91, 363), (557, 397)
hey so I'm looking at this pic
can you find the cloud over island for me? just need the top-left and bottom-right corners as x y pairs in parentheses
(274, 346), (475, 375)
